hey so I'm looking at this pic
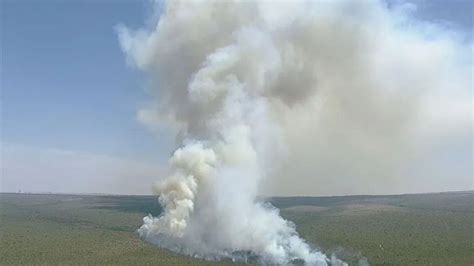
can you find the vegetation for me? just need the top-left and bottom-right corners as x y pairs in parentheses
(1, 192), (472, 265)
(278, 192), (474, 265)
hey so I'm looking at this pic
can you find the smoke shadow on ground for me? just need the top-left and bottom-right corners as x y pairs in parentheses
(87, 192), (472, 218)
(90, 195), (162, 216)
(268, 196), (377, 209)
(268, 191), (474, 212)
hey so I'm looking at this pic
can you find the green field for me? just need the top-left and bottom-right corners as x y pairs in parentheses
(1, 191), (472, 265)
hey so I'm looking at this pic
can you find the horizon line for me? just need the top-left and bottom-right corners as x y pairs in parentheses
(1, 189), (472, 198)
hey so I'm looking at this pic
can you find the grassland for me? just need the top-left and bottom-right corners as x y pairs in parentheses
(1, 191), (472, 265)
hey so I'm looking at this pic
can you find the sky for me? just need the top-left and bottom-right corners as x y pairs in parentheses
(2, 0), (168, 160)
(1, 0), (172, 194)
(1, 0), (472, 195)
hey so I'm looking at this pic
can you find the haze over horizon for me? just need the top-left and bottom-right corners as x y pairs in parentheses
(1, 0), (473, 197)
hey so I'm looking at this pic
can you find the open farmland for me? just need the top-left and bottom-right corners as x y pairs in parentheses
(1, 191), (472, 265)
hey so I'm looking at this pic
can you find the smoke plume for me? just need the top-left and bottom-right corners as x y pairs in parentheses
(118, 0), (471, 264)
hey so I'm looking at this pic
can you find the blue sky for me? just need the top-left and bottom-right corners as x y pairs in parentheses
(2, 0), (172, 162)
(1, 0), (472, 194)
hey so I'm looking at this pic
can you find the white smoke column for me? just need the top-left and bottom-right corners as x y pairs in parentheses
(133, 42), (330, 263)
(118, 0), (471, 264)
(119, 1), (334, 264)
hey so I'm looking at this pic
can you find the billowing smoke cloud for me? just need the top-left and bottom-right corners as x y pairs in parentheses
(118, 0), (472, 264)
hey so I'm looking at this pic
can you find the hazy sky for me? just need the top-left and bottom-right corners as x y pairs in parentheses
(1, 0), (472, 195)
